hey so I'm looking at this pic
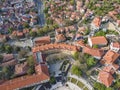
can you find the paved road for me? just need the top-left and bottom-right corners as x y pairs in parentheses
(34, 0), (45, 27)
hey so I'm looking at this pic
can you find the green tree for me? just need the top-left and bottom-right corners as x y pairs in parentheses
(14, 46), (21, 53)
(42, 25), (49, 33)
(27, 56), (34, 66)
(71, 65), (82, 76)
(29, 31), (37, 37)
(44, 7), (49, 13)
(73, 52), (79, 60)
(23, 23), (29, 28)
(5, 45), (12, 53)
(86, 57), (96, 68)
(114, 79), (120, 89)
(2, 66), (10, 80)
(0, 44), (5, 52)
(46, 18), (53, 25)
(18, 49), (27, 59)
(70, 0), (74, 5)
(93, 45), (98, 49)
(27, 56), (35, 75)
(50, 76), (56, 84)
(48, 25), (54, 31)
(94, 82), (106, 90)
(53, 23), (59, 29)
(27, 66), (35, 75)
(8, 27), (14, 34)
(0, 55), (3, 63)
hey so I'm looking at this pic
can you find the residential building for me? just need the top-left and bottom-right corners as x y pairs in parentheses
(0, 65), (49, 90)
(102, 50), (120, 64)
(35, 64), (49, 76)
(91, 17), (101, 30)
(55, 34), (66, 43)
(33, 36), (51, 46)
(15, 62), (28, 76)
(33, 52), (45, 64)
(98, 64), (119, 87)
(98, 70), (114, 87)
(110, 42), (120, 52)
(88, 36), (108, 47)
(83, 46), (104, 59)
(32, 43), (78, 53)
(0, 54), (17, 66)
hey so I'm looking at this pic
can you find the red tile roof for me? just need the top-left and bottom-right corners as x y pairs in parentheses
(103, 66), (115, 74)
(89, 36), (108, 45)
(0, 64), (50, 90)
(0, 59), (17, 67)
(92, 17), (101, 27)
(2, 54), (14, 62)
(23, 29), (29, 34)
(17, 32), (24, 37)
(34, 36), (51, 46)
(112, 42), (120, 48)
(35, 64), (49, 76)
(0, 74), (49, 90)
(75, 40), (86, 47)
(83, 47), (104, 57)
(98, 70), (114, 87)
(55, 34), (66, 42)
(112, 63), (119, 70)
(15, 62), (28, 75)
(32, 43), (78, 53)
(103, 50), (119, 64)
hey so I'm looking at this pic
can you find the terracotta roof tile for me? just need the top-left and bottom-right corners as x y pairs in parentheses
(32, 43), (77, 52)
(103, 65), (115, 74)
(34, 36), (51, 46)
(92, 17), (101, 27)
(2, 54), (14, 62)
(112, 63), (119, 70)
(55, 34), (66, 42)
(35, 64), (49, 76)
(112, 42), (120, 48)
(83, 46), (104, 57)
(15, 62), (28, 75)
(98, 70), (114, 87)
(103, 50), (119, 64)
(0, 73), (49, 90)
(0, 64), (49, 90)
(89, 36), (108, 45)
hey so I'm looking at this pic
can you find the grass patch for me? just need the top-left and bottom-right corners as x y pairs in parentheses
(95, 30), (119, 36)
(83, 87), (89, 90)
(77, 81), (84, 88)
(67, 77), (71, 81)
(60, 60), (69, 70)
(71, 78), (77, 84)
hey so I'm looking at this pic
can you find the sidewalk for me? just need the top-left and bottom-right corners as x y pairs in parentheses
(68, 73), (93, 90)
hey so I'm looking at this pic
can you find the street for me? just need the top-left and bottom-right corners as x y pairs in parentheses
(34, 0), (45, 27)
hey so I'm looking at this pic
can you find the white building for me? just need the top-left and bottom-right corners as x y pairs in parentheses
(88, 36), (108, 47)
(110, 42), (120, 52)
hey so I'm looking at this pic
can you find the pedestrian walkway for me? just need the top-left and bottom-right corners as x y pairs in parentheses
(68, 73), (93, 90)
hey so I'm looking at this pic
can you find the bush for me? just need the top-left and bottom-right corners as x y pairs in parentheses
(77, 81), (84, 88)
(50, 76), (56, 84)
(71, 65), (82, 76)
(86, 57), (96, 68)
(71, 78), (77, 84)
(73, 52), (79, 60)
